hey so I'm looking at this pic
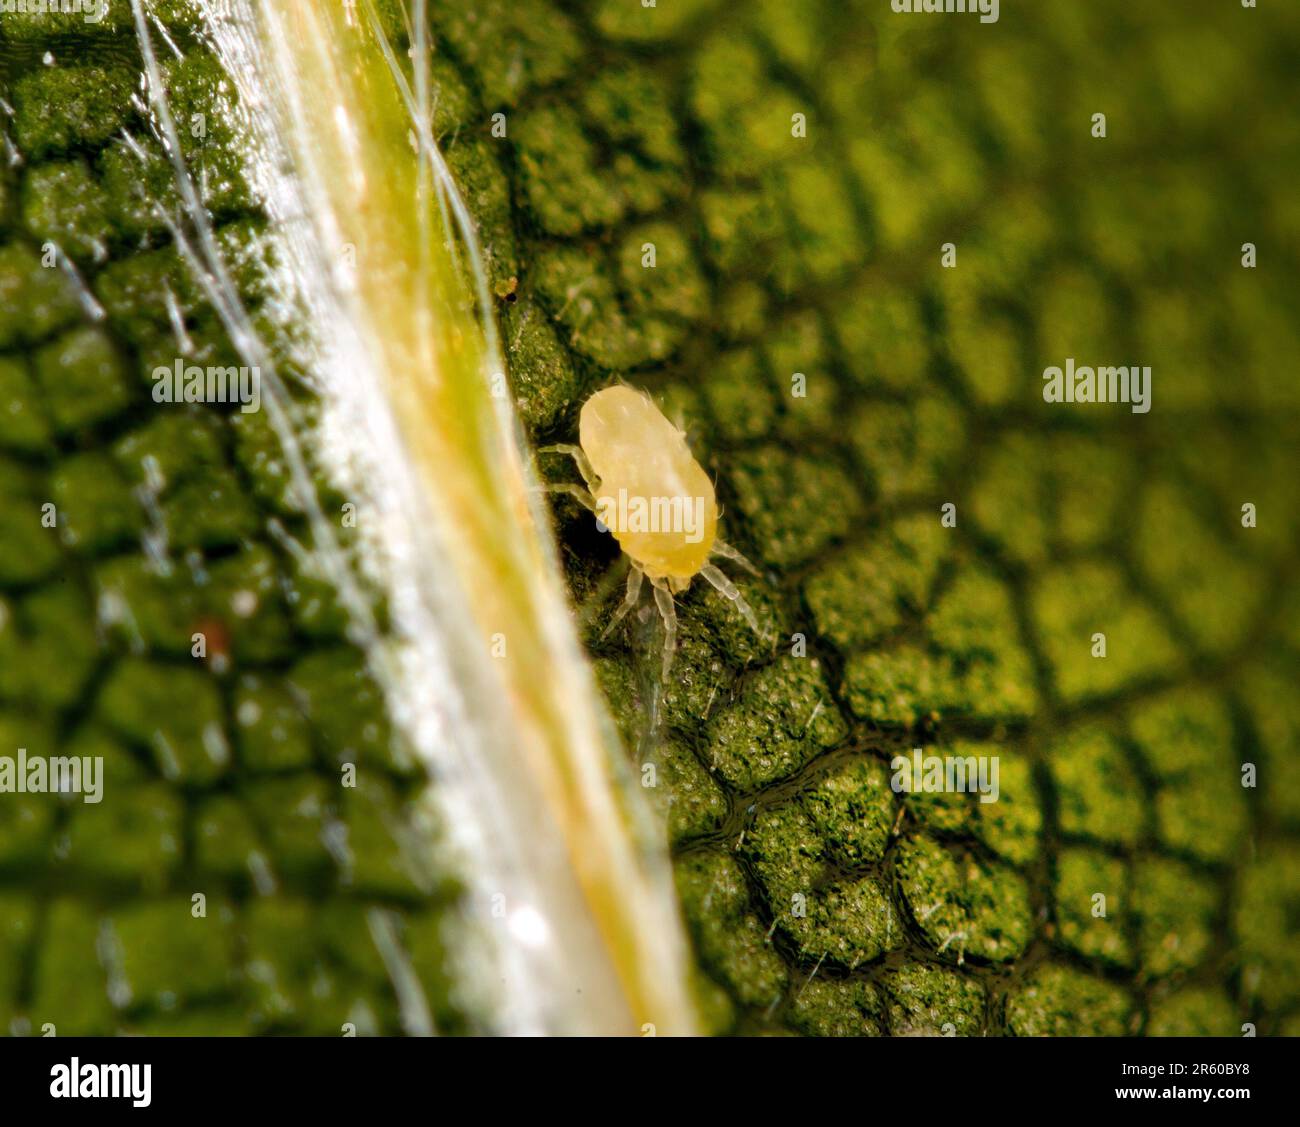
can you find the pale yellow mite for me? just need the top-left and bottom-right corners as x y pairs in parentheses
(541, 385), (764, 679)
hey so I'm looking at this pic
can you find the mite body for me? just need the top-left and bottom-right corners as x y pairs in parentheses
(541, 385), (763, 680)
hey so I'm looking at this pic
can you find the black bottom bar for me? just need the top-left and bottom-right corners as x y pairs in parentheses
(0, 1034), (1289, 1113)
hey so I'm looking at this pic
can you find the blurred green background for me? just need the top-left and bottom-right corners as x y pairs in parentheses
(1, 0), (1297, 1035)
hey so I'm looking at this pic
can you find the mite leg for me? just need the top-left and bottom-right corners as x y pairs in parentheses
(577, 556), (628, 632)
(601, 564), (644, 640)
(710, 537), (761, 577)
(539, 481), (598, 513)
(651, 578), (678, 683)
(701, 563), (763, 636)
(537, 444), (600, 493)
